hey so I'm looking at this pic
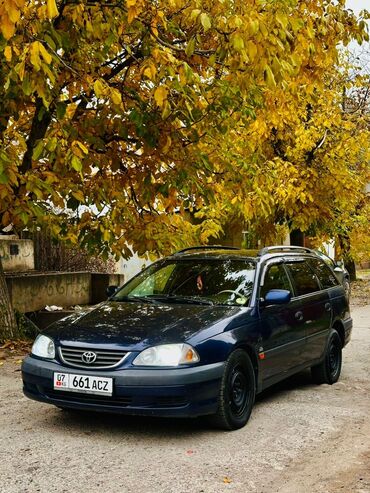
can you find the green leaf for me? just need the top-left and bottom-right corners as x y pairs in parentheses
(20, 212), (29, 225)
(56, 102), (67, 120)
(185, 37), (196, 57)
(200, 13), (211, 32)
(71, 155), (82, 172)
(0, 173), (8, 185)
(32, 140), (44, 160)
(22, 74), (33, 96)
(44, 34), (56, 50)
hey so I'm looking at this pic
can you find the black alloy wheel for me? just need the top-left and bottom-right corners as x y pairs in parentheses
(212, 349), (256, 430)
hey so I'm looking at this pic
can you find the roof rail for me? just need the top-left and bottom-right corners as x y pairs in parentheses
(174, 245), (240, 255)
(258, 245), (313, 256)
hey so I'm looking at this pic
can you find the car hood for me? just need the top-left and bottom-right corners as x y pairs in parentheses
(45, 301), (248, 350)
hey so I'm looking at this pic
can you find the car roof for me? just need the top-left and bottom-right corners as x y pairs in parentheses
(170, 246), (320, 262)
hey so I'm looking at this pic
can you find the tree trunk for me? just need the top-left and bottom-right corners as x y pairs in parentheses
(0, 256), (17, 342)
(290, 229), (305, 247)
(338, 234), (356, 282)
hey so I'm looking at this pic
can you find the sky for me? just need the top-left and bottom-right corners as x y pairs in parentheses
(345, 0), (369, 66)
(345, 0), (368, 14)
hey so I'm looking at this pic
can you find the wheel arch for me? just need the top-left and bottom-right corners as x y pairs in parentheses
(233, 343), (259, 388)
(332, 320), (345, 348)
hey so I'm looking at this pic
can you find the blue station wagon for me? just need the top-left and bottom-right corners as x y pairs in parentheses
(22, 246), (352, 430)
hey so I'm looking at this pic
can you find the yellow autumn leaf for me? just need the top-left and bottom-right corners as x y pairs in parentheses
(154, 86), (168, 108)
(103, 229), (111, 242)
(143, 62), (156, 81)
(4, 46), (12, 62)
(246, 41), (257, 60)
(128, 6), (140, 24)
(75, 141), (89, 155)
(1, 14), (15, 39)
(94, 79), (106, 98)
(38, 43), (52, 64)
(16, 58), (25, 80)
(8, 5), (20, 24)
(72, 190), (85, 202)
(264, 65), (276, 88)
(30, 41), (41, 71)
(47, 0), (59, 19)
(111, 88), (122, 105)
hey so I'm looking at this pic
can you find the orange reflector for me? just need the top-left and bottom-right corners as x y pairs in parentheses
(185, 349), (194, 361)
(259, 352), (265, 360)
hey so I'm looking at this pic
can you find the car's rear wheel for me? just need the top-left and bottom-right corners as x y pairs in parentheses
(212, 349), (256, 430)
(311, 331), (342, 385)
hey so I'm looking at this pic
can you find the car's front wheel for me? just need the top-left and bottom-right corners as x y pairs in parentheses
(311, 330), (342, 385)
(212, 349), (256, 430)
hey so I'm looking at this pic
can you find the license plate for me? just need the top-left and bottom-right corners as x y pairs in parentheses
(53, 372), (113, 396)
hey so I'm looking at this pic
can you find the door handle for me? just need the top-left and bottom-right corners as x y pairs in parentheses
(325, 302), (331, 312)
(295, 311), (304, 321)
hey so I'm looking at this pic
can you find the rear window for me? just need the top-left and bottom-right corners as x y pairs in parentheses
(308, 258), (339, 289)
(286, 261), (321, 296)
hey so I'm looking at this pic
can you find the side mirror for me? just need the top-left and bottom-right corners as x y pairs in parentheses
(264, 289), (291, 306)
(106, 285), (118, 298)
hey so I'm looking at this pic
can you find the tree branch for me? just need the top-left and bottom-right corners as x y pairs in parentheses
(20, 98), (54, 174)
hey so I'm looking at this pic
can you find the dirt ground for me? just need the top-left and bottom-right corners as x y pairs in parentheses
(0, 304), (369, 493)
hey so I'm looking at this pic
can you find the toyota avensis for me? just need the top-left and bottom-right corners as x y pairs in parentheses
(22, 246), (352, 430)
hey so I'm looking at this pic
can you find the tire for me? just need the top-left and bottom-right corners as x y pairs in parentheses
(212, 349), (256, 430)
(311, 331), (342, 385)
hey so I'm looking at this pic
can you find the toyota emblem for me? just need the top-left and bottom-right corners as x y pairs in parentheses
(81, 351), (97, 364)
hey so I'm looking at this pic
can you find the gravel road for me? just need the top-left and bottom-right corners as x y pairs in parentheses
(0, 305), (369, 493)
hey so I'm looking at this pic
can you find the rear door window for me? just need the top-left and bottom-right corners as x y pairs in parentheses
(285, 261), (321, 296)
(308, 259), (339, 289)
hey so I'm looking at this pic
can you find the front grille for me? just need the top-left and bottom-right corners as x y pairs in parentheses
(43, 389), (188, 409)
(44, 389), (133, 407)
(59, 346), (129, 369)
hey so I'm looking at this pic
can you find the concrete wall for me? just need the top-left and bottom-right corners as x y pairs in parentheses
(5, 272), (126, 313)
(0, 239), (35, 272)
(6, 272), (91, 313)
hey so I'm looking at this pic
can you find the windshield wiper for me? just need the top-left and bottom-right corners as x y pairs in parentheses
(149, 294), (214, 306)
(112, 295), (159, 304)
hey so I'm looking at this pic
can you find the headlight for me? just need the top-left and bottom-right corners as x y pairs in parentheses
(31, 335), (55, 359)
(133, 344), (200, 367)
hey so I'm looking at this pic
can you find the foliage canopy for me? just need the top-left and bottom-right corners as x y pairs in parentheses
(0, 0), (369, 257)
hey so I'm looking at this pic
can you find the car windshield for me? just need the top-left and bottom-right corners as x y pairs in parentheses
(112, 258), (256, 306)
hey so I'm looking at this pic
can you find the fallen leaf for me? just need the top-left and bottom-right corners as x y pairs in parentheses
(1, 341), (13, 349)
(223, 477), (232, 484)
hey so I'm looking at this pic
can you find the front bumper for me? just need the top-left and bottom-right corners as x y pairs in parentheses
(22, 356), (224, 417)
